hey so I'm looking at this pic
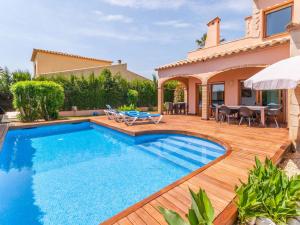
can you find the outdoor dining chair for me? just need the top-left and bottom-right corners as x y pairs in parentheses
(164, 102), (174, 115)
(239, 107), (255, 127)
(266, 104), (282, 128)
(218, 106), (238, 124)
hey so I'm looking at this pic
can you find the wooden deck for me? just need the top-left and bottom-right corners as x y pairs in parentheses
(89, 115), (290, 225)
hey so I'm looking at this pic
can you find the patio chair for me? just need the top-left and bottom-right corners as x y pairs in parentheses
(179, 102), (187, 114)
(164, 102), (174, 115)
(173, 103), (180, 115)
(266, 104), (282, 128)
(104, 105), (117, 120)
(239, 107), (255, 127)
(123, 111), (163, 126)
(218, 106), (238, 124)
(210, 104), (217, 118)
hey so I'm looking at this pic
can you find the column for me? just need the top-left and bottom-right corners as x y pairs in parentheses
(158, 86), (164, 114)
(201, 80), (209, 120)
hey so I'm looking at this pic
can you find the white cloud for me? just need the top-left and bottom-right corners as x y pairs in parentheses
(101, 0), (187, 9)
(155, 20), (191, 28)
(94, 10), (133, 23)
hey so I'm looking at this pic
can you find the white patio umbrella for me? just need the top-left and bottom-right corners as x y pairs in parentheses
(244, 56), (300, 90)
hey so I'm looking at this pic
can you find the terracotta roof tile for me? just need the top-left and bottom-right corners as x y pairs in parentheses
(31, 49), (113, 63)
(156, 37), (290, 70)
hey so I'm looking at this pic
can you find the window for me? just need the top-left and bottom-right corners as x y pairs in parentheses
(265, 5), (292, 37)
(262, 90), (280, 106)
(240, 81), (256, 106)
(211, 84), (224, 106)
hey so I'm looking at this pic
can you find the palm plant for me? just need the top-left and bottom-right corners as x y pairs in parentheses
(159, 188), (214, 225)
(195, 33), (207, 48)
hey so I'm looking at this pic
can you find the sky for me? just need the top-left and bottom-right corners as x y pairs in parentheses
(0, 0), (252, 79)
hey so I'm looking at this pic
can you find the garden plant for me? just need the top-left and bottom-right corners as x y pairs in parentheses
(235, 157), (300, 225)
(159, 188), (214, 225)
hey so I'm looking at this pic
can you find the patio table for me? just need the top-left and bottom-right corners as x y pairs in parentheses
(215, 105), (268, 126)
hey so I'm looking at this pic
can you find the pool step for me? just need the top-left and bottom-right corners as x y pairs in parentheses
(161, 138), (223, 159)
(137, 145), (199, 172)
(168, 136), (225, 154)
(149, 142), (211, 165)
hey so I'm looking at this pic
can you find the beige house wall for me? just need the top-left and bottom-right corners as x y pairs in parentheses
(288, 0), (300, 150)
(33, 52), (112, 75)
(39, 63), (148, 81)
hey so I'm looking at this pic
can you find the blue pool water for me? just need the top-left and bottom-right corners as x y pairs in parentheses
(0, 122), (225, 225)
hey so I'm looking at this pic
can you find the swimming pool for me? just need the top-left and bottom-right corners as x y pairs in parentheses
(0, 122), (225, 225)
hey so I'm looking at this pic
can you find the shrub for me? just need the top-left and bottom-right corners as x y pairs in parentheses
(127, 89), (139, 106)
(118, 104), (138, 112)
(0, 68), (31, 111)
(11, 81), (64, 121)
(159, 188), (214, 225)
(235, 157), (300, 224)
(39, 81), (64, 120)
(12, 70), (31, 83)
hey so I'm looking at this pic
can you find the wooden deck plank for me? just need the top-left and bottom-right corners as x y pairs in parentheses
(143, 203), (168, 225)
(135, 207), (161, 225)
(117, 217), (134, 225)
(127, 212), (147, 225)
(82, 115), (289, 225)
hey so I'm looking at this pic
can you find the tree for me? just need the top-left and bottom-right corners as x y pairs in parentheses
(173, 84), (184, 103)
(12, 70), (31, 83)
(196, 33), (207, 48)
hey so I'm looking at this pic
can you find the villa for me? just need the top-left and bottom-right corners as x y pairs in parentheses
(31, 48), (147, 81)
(157, 0), (299, 129)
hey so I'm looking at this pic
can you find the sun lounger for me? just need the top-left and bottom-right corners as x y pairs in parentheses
(122, 112), (163, 126)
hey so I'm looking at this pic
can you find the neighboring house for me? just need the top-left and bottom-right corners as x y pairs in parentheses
(156, 0), (300, 126)
(31, 49), (148, 81)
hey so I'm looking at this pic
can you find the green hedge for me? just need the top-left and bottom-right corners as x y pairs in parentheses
(11, 81), (64, 121)
(38, 69), (158, 110)
(127, 89), (139, 106)
(0, 68), (31, 111)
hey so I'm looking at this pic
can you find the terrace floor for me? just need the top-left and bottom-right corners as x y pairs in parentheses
(89, 115), (290, 225)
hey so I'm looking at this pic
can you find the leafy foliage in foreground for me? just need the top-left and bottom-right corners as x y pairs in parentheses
(235, 157), (300, 224)
(159, 188), (214, 225)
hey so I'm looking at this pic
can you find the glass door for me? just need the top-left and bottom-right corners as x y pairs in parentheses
(261, 90), (286, 123)
(211, 83), (225, 106)
(262, 90), (280, 106)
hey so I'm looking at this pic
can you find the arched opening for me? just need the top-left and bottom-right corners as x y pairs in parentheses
(158, 76), (202, 115)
